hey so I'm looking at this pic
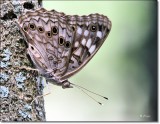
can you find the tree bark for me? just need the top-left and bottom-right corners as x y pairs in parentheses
(0, 0), (45, 121)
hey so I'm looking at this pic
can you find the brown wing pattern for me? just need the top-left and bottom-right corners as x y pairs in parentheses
(17, 8), (74, 80)
(17, 8), (111, 82)
(60, 13), (112, 80)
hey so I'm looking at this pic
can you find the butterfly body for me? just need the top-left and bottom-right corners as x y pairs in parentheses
(17, 8), (111, 88)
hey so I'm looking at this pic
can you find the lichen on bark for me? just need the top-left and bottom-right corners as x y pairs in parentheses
(0, 0), (45, 121)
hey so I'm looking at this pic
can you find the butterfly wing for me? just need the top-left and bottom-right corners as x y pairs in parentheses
(60, 13), (112, 80)
(17, 8), (74, 81)
(17, 8), (111, 83)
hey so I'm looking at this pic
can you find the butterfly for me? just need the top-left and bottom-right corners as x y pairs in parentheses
(17, 8), (112, 89)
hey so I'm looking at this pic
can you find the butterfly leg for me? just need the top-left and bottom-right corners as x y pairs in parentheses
(62, 80), (73, 89)
(30, 91), (50, 120)
(30, 77), (51, 119)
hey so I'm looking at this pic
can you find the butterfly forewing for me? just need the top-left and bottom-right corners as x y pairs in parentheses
(18, 8), (74, 80)
(17, 8), (111, 85)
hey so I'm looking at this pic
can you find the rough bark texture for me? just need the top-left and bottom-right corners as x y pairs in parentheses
(0, 0), (46, 121)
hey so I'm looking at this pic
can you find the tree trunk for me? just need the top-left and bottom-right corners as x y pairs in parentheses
(0, 0), (46, 121)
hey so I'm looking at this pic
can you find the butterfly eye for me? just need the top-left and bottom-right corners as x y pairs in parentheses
(29, 23), (36, 30)
(65, 41), (71, 48)
(52, 26), (58, 35)
(58, 37), (64, 45)
(37, 26), (44, 33)
(46, 31), (52, 38)
(23, 26), (28, 32)
(90, 24), (97, 32)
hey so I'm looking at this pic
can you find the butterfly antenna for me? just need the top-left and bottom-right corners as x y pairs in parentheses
(70, 83), (108, 105)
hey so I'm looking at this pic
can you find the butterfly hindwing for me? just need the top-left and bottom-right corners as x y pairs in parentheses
(60, 14), (112, 80)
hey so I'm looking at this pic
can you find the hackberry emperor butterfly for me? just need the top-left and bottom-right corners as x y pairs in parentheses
(17, 8), (112, 89)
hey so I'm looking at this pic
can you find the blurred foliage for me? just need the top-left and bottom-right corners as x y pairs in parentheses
(42, 1), (157, 121)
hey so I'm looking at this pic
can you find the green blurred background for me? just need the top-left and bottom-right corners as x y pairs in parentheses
(42, 1), (157, 121)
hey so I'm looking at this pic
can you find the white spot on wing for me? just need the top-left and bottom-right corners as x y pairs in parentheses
(81, 39), (86, 46)
(89, 45), (96, 54)
(77, 27), (82, 34)
(74, 41), (79, 47)
(86, 38), (92, 48)
(74, 47), (82, 56)
(84, 30), (89, 36)
(97, 31), (102, 38)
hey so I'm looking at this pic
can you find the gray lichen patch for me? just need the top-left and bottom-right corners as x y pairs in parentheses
(0, 61), (11, 68)
(36, 76), (45, 91)
(0, 72), (10, 82)
(15, 72), (26, 89)
(1, 48), (12, 61)
(0, 86), (9, 97)
(18, 109), (32, 120)
(24, 104), (32, 111)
